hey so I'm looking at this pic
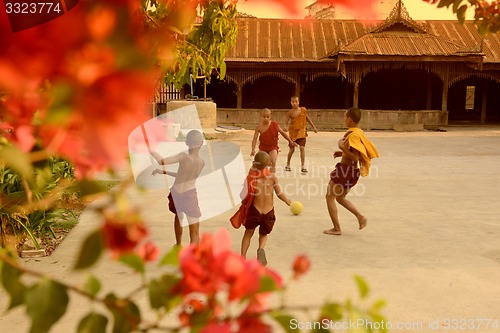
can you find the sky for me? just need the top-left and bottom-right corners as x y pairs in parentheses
(237, 0), (473, 20)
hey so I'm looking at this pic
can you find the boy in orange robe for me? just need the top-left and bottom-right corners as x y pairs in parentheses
(284, 96), (318, 174)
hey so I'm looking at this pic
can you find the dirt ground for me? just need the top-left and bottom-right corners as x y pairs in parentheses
(1, 126), (500, 333)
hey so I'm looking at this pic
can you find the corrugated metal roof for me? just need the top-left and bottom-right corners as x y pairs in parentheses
(226, 18), (499, 63)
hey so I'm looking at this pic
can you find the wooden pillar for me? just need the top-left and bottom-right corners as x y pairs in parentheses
(481, 81), (488, 124)
(441, 71), (449, 112)
(295, 73), (301, 98)
(353, 79), (360, 108)
(237, 84), (242, 109)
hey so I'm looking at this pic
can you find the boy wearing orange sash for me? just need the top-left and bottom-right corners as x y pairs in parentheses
(285, 96), (318, 174)
(324, 107), (379, 236)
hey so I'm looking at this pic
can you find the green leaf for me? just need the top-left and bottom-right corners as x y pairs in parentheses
(0, 146), (33, 180)
(457, 5), (468, 24)
(83, 275), (102, 297)
(26, 279), (69, 333)
(271, 313), (299, 333)
(118, 254), (145, 274)
(452, 0), (465, 13)
(104, 294), (141, 333)
(158, 245), (181, 267)
(77, 312), (108, 333)
(354, 275), (369, 299)
(77, 179), (107, 197)
(371, 299), (387, 312)
(321, 302), (343, 321)
(0, 259), (26, 310)
(74, 230), (104, 270)
(149, 274), (182, 311)
(258, 275), (280, 293)
(219, 61), (226, 79)
(437, 0), (455, 8)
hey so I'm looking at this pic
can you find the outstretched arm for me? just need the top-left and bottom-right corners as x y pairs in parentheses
(251, 128), (259, 156)
(151, 151), (184, 166)
(278, 125), (298, 147)
(284, 113), (291, 132)
(306, 114), (318, 133)
(273, 176), (291, 206)
(152, 169), (177, 177)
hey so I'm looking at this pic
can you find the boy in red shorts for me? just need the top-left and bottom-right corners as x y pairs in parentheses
(151, 130), (205, 245)
(324, 107), (379, 236)
(232, 151), (292, 266)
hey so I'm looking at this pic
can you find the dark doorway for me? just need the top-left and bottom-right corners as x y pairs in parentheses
(242, 76), (294, 108)
(301, 75), (352, 109)
(448, 77), (483, 122)
(359, 69), (442, 110)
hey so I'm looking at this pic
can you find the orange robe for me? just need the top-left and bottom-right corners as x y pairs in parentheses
(230, 168), (271, 229)
(288, 107), (307, 142)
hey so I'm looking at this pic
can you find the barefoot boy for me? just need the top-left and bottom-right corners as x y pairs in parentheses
(151, 130), (205, 245)
(251, 108), (297, 173)
(231, 151), (292, 266)
(284, 96), (318, 174)
(324, 107), (378, 236)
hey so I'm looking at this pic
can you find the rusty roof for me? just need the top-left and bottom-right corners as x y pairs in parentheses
(227, 2), (499, 63)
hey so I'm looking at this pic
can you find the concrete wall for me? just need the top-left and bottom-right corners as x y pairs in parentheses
(166, 101), (217, 129)
(217, 108), (449, 131)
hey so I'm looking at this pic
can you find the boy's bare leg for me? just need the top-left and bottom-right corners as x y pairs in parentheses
(336, 194), (367, 230)
(286, 146), (295, 168)
(324, 180), (343, 235)
(174, 215), (183, 245)
(269, 150), (278, 173)
(186, 216), (200, 244)
(299, 146), (306, 170)
(257, 234), (268, 266)
(258, 233), (268, 249)
(241, 228), (255, 258)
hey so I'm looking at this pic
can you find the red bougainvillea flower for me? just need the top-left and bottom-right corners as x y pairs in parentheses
(200, 322), (232, 333)
(101, 210), (149, 259)
(292, 254), (311, 280)
(136, 240), (160, 262)
(175, 228), (283, 329)
(236, 317), (272, 333)
(177, 229), (282, 299)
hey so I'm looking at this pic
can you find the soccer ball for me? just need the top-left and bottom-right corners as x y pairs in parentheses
(290, 201), (303, 215)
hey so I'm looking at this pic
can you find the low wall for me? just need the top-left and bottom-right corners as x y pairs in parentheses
(217, 108), (448, 131)
(165, 101), (217, 129)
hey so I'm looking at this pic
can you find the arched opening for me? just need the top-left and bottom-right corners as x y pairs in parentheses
(242, 76), (294, 108)
(301, 75), (352, 109)
(359, 69), (442, 110)
(448, 77), (500, 123)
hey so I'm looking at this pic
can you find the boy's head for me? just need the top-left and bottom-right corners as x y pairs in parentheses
(253, 151), (270, 170)
(345, 107), (361, 126)
(185, 130), (204, 149)
(260, 108), (271, 125)
(290, 96), (300, 108)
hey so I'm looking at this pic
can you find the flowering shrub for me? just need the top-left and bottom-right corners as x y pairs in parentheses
(1, 0), (497, 332)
